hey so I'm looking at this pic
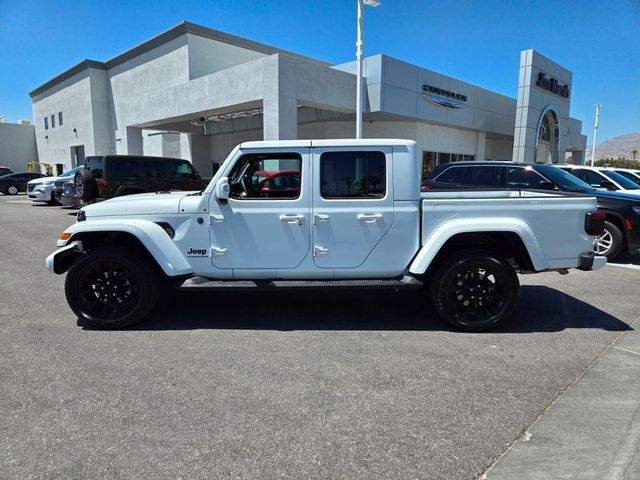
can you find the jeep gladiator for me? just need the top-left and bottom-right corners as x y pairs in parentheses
(46, 139), (606, 331)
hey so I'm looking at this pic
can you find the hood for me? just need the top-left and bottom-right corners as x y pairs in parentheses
(28, 175), (58, 185)
(594, 190), (640, 202)
(82, 191), (197, 218)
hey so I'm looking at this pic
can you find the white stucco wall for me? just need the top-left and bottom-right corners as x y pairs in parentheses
(32, 69), (98, 169)
(0, 123), (38, 171)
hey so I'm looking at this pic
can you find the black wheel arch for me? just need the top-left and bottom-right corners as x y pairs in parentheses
(65, 231), (167, 277)
(423, 231), (534, 278)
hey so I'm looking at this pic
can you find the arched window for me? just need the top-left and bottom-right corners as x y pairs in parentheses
(536, 107), (559, 163)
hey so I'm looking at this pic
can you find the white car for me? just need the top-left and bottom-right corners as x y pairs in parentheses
(27, 167), (82, 205)
(559, 165), (640, 197)
(605, 167), (640, 184)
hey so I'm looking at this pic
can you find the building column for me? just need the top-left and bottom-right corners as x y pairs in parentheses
(126, 126), (143, 155)
(262, 55), (297, 140)
(475, 132), (486, 161)
(571, 150), (585, 165)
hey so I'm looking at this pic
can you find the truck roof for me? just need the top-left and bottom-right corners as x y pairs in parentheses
(239, 139), (416, 149)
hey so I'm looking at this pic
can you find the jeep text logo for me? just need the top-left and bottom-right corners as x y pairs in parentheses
(187, 248), (208, 257)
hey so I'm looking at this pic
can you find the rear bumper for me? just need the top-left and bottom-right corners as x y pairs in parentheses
(578, 252), (607, 271)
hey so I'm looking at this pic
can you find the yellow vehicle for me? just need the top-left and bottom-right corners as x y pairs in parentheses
(27, 162), (54, 176)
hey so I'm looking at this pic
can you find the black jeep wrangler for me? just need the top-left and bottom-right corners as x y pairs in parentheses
(73, 155), (204, 203)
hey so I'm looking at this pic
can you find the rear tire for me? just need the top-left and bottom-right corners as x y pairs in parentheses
(65, 246), (160, 329)
(593, 221), (623, 260)
(430, 251), (519, 331)
(6, 185), (19, 195)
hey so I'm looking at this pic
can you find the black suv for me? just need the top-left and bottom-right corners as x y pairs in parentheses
(73, 155), (204, 203)
(424, 161), (640, 260)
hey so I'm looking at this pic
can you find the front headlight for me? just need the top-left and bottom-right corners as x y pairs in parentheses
(44, 180), (55, 186)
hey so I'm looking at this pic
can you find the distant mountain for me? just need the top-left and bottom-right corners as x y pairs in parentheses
(586, 132), (640, 161)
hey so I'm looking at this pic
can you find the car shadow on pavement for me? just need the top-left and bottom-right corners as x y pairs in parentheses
(78, 285), (632, 333)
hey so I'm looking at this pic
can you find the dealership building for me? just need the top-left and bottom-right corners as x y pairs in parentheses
(30, 21), (587, 175)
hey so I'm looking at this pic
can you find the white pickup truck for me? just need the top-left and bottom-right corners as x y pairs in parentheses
(46, 139), (606, 331)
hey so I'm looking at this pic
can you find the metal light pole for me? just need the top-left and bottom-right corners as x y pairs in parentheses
(356, 0), (380, 139)
(590, 104), (602, 166)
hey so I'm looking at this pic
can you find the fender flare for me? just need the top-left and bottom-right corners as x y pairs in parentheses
(50, 219), (193, 277)
(409, 218), (547, 274)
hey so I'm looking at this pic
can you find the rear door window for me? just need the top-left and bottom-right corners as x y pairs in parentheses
(320, 151), (385, 199)
(144, 160), (167, 179)
(434, 166), (466, 184)
(109, 159), (140, 178)
(465, 166), (505, 188)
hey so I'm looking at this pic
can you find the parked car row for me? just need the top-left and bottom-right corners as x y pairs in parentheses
(0, 171), (48, 195)
(422, 162), (640, 261)
(17, 155), (206, 209)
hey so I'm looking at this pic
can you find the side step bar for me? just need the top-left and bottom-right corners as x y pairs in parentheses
(178, 275), (423, 291)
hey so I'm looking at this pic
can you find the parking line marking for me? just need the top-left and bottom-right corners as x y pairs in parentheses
(613, 346), (640, 357)
(607, 263), (640, 270)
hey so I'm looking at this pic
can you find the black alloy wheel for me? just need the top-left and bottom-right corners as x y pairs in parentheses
(431, 252), (519, 331)
(65, 246), (160, 329)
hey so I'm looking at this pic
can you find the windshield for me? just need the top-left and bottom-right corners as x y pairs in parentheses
(60, 166), (82, 178)
(601, 170), (640, 190)
(535, 165), (594, 192)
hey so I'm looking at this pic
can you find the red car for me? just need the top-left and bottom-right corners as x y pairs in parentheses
(251, 170), (300, 197)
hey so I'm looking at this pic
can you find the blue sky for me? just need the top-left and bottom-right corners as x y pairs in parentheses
(1, 0), (638, 144)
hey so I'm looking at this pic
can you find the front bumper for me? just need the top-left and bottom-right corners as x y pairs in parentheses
(46, 241), (83, 274)
(28, 185), (53, 201)
(578, 252), (607, 271)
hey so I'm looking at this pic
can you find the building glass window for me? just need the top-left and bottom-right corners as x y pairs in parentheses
(44, 117), (48, 130)
(320, 151), (386, 199)
(58, 112), (63, 126)
(51, 114), (55, 128)
(422, 151), (475, 174)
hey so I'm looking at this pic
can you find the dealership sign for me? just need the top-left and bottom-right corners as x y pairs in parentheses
(421, 84), (467, 109)
(535, 72), (570, 99)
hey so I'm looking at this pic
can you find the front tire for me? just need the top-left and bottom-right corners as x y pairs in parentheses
(65, 246), (160, 329)
(430, 252), (520, 331)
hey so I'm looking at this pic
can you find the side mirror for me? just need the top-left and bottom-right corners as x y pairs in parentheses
(600, 180), (617, 191)
(537, 181), (556, 191)
(215, 176), (230, 203)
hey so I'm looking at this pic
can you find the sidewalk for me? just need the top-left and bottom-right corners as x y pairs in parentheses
(483, 317), (640, 480)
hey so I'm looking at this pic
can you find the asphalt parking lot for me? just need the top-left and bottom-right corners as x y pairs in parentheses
(1, 193), (639, 479)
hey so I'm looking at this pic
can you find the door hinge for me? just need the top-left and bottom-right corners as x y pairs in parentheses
(210, 214), (224, 225)
(313, 245), (329, 257)
(211, 246), (227, 256)
(313, 214), (330, 225)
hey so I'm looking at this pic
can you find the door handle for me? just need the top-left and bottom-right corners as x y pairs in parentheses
(280, 214), (304, 225)
(357, 213), (383, 223)
(313, 246), (329, 257)
(313, 214), (330, 224)
(211, 246), (227, 256)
